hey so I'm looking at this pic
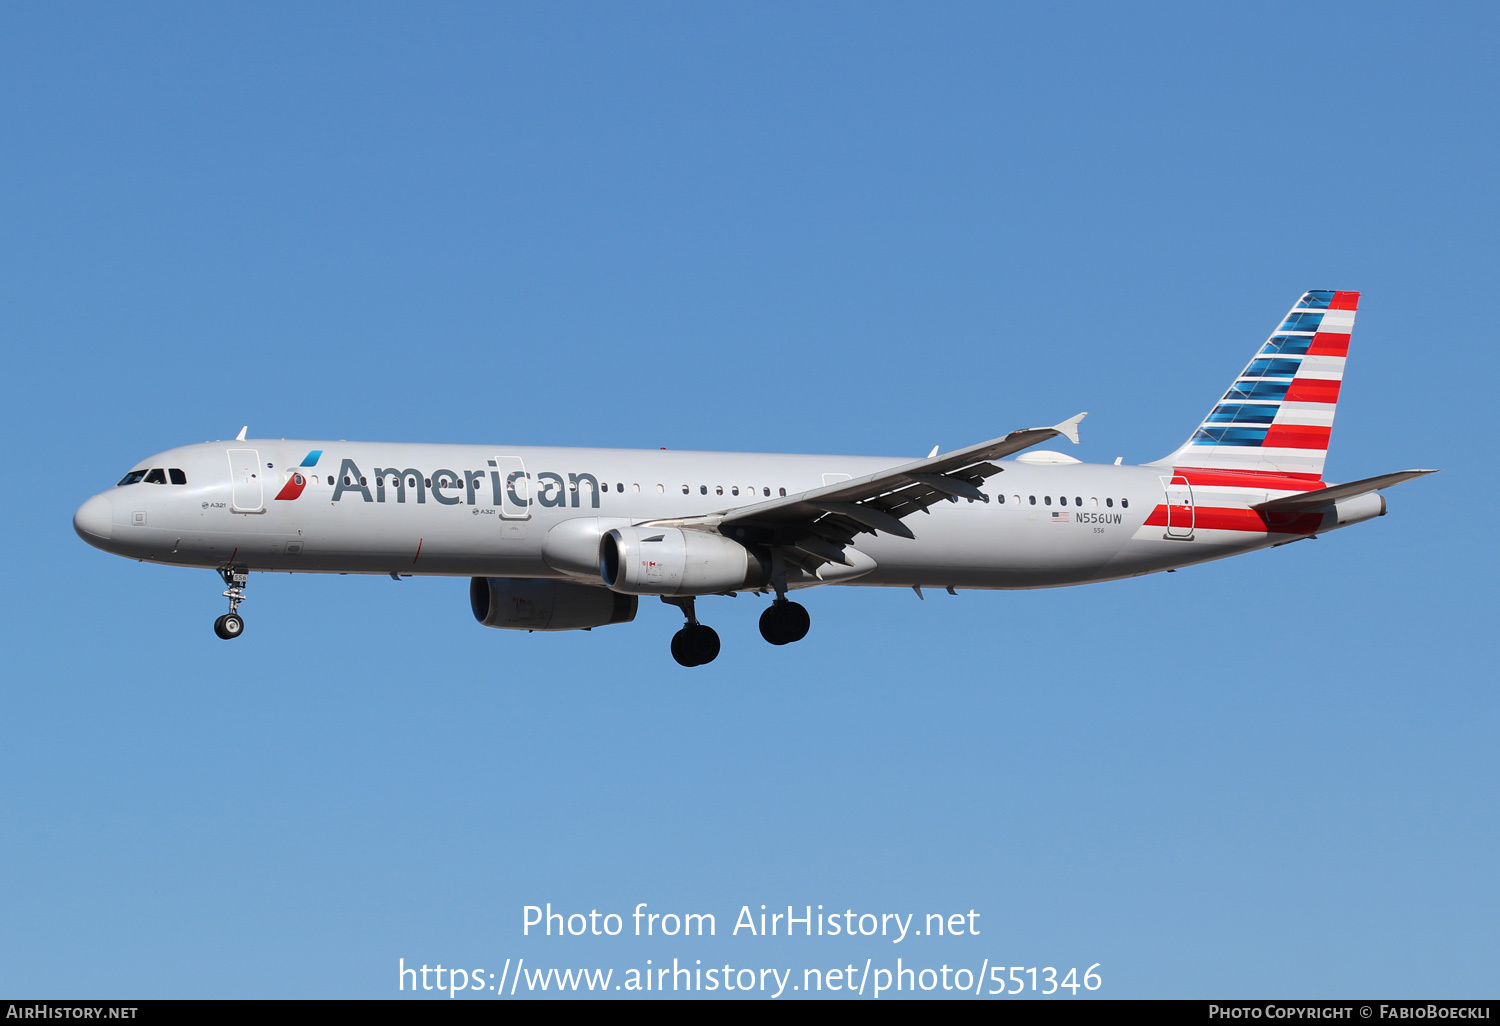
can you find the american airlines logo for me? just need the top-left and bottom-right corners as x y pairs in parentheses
(322, 457), (603, 509)
(273, 450), (322, 501)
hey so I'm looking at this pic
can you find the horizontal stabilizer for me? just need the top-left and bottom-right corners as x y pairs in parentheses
(1253, 469), (1439, 512)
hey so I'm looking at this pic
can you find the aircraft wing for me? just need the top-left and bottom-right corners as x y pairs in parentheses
(1252, 469), (1439, 513)
(647, 413), (1085, 570)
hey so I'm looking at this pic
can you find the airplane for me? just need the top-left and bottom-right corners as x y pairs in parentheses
(74, 290), (1435, 666)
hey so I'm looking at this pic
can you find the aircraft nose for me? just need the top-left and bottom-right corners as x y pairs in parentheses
(73, 494), (114, 546)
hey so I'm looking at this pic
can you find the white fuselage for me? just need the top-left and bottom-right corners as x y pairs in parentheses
(74, 439), (1349, 591)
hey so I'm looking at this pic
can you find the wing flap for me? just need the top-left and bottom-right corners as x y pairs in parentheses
(638, 413), (1086, 576)
(719, 413), (1087, 535)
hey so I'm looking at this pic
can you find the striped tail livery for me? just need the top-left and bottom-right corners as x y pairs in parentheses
(1156, 289), (1356, 478)
(1147, 289), (1435, 539)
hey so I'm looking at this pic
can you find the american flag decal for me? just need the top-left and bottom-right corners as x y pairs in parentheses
(1051, 511), (1070, 523)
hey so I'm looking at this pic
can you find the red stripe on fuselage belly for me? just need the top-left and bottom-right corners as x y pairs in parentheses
(1172, 467), (1326, 492)
(1144, 504), (1324, 534)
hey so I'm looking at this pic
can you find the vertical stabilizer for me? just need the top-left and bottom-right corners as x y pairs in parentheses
(1152, 290), (1357, 479)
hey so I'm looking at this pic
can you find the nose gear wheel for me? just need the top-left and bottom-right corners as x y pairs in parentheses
(214, 566), (249, 640)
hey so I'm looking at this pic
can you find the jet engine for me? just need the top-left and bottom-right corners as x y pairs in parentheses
(599, 526), (768, 596)
(470, 577), (638, 631)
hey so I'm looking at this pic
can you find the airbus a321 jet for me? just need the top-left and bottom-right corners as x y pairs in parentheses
(75, 290), (1433, 666)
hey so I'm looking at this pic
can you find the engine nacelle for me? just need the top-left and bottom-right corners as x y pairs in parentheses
(599, 526), (768, 596)
(541, 517), (633, 578)
(470, 577), (638, 631)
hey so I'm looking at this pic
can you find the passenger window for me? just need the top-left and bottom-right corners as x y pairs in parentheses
(764, 487), (771, 497)
(1075, 496), (1082, 506)
(731, 486), (739, 496)
(682, 485), (689, 494)
(700, 485), (707, 495)
(1028, 495), (1036, 505)
(1121, 498), (1129, 508)
(779, 488), (786, 497)
(1044, 496), (1052, 506)
(1090, 497), (1098, 507)
(1013, 495), (1021, 505)
(169, 469), (187, 485)
(997, 493), (1005, 504)
(1106, 498), (1113, 507)
(144, 468), (167, 484)
(716, 486), (723, 495)
(117, 470), (147, 486)
(327, 476), (335, 486)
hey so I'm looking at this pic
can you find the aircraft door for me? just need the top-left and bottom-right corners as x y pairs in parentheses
(228, 449), (265, 513)
(493, 455), (531, 520)
(1161, 475), (1194, 539)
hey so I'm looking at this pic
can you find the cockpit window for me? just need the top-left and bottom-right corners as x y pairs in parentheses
(169, 468), (187, 485)
(144, 468), (167, 484)
(117, 470), (147, 486)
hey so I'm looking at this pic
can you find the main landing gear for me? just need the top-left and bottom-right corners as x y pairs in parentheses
(759, 598), (810, 646)
(661, 571), (812, 665)
(664, 596), (720, 667)
(214, 566), (248, 640)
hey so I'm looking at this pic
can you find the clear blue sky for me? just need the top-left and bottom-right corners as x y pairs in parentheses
(2, 2), (1495, 999)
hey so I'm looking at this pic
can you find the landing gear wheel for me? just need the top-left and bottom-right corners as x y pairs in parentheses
(759, 600), (810, 645)
(671, 624), (720, 666)
(215, 567), (248, 640)
(689, 624), (720, 665)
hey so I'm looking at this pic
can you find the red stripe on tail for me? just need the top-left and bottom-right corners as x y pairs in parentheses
(1306, 332), (1350, 357)
(1284, 378), (1341, 404)
(1262, 424), (1332, 450)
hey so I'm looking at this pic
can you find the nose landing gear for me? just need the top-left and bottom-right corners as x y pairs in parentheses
(663, 596), (720, 667)
(214, 567), (248, 640)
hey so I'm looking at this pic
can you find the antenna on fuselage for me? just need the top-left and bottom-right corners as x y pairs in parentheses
(235, 426), (247, 441)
